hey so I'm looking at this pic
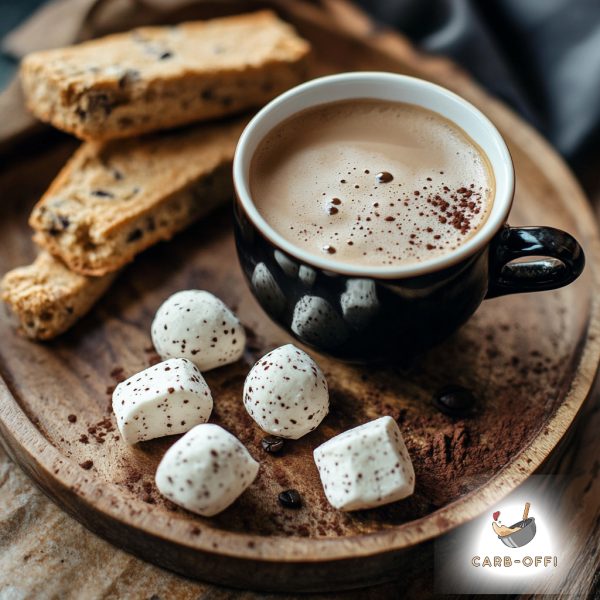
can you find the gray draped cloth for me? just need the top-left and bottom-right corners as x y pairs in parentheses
(358, 0), (600, 166)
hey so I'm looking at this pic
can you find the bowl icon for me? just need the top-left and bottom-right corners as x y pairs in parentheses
(498, 517), (536, 548)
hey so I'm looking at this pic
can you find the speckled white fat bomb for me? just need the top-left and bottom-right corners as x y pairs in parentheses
(112, 358), (213, 444)
(314, 416), (415, 511)
(155, 423), (259, 516)
(151, 290), (246, 371)
(243, 344), (329, 439)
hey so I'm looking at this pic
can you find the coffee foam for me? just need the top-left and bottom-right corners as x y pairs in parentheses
(250, 100), (494, 267)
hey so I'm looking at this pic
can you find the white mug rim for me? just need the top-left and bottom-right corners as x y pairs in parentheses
(233, 72), (514, 279)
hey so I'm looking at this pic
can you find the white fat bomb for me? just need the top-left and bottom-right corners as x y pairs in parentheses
(243, 344), (329, 439)
(155, 423), (259, 516)
(151, 290), (246, 371)
(314, 416), (415, 511)
(112, 358), (212, 444)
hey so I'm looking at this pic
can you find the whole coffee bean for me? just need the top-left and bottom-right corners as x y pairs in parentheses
(433, 385), (476, 417)
(278, 489), (302, 509)
(261, 436), (284, 454)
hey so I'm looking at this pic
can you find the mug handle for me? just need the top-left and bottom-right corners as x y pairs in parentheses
(486, 225), (585, 298)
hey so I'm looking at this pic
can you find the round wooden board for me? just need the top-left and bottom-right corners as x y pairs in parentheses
(1, 2), (600, 593)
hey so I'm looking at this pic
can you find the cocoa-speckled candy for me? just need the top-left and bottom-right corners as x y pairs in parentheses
(314, 416), (415, 511)
(243, 344), (329, 439)
(112, 357), (212, 444)
(151, 290), (246, 371)
(155, 423), (259, 516)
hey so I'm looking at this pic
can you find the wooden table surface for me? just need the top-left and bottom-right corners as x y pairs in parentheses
(0, 2), (598, 598)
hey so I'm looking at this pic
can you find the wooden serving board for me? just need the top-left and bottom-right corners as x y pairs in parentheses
(1, 1), (599, 593)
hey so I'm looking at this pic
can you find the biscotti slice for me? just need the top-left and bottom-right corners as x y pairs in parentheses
(30, 118), (245, 276)
(1, 252), (116, 340)
(20, 11), (310, 141)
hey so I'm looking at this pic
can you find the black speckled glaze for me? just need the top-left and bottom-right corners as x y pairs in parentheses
(234, 200), (584, 364)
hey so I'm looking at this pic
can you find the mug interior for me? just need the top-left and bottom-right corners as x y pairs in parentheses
(233, 72), (514, 278)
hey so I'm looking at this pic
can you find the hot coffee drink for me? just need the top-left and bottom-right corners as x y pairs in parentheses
(236, 73), (584, 363)
(250, 99), (495, 267)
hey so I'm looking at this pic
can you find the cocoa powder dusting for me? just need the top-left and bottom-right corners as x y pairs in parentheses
(147, 353), (162, 366)
(109, 367), (125, 382)
(84, 417), (115, 444)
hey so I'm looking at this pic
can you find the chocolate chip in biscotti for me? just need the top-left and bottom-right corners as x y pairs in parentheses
(111, 168), (124, 180)
(118, 69), (141, 89)
(201, 88), (215, 101)
(46, 214), (70, 236)
(118, 117), (134, 128)
(151, 290), (246, 372)
(91, 189), (114, 198)
(243, 344), (329, 439)
(86, 92), (116, 116)
(126, 229), (143, 242)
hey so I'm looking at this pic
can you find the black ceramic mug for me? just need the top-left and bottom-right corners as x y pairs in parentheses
(233, 73), (584, 364)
